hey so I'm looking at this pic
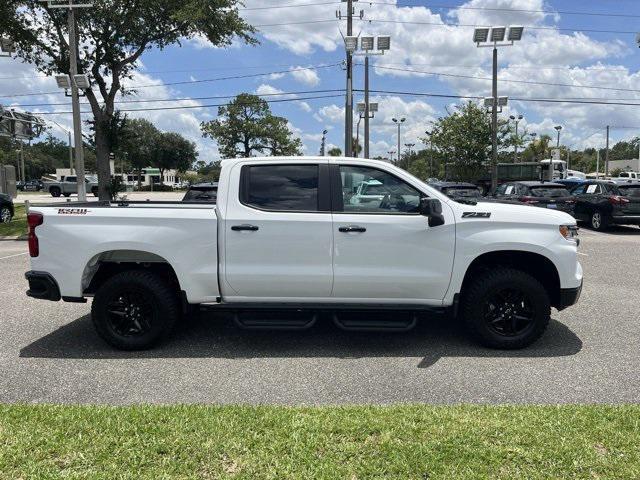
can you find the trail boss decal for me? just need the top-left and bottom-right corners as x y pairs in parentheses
(58, 208), (89, 215)
(462, 212), (491, 218)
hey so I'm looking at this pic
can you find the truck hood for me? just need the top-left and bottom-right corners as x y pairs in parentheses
(448, 198), (576, 226)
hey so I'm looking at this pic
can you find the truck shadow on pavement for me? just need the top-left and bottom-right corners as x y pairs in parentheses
(20, 312), (582, 368)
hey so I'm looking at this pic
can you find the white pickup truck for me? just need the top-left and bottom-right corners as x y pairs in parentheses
(25, 157), (583, 350)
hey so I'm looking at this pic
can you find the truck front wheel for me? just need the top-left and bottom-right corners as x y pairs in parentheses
(461, 268), (550, 349)
(50, 187), (61, 197)
(91, 270), (179, 350)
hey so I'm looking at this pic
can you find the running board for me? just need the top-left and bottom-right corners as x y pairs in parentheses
(233, 310), (318, 330)
(332, 311), (418, 332)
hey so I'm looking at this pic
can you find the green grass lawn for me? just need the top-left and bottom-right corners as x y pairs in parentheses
(0, 204), (27, 238)
(0, 405), (639, 479)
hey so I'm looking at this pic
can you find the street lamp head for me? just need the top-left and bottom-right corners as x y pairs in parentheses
(392, 117), (397, 123)
(400, 117), (406, 123)
(55, 74), (72, 89)
(73, 74), (91, 89)
(509, 115), (515, 120)
(507, 26), (524, 41)
(360, 36), (374, 51)
(518, 114), (523, 120)
(0, 37), (16, 54)
(554, 125), (563, 131)
(344, 36), (358, 53)
(377, 36), (391, 51)
(473, 28), (489, 43)
(490, 26), (506, 42)
(369, 102), (379, 112)
(357, 102), (366, 113)
(497, 96), (508, 107)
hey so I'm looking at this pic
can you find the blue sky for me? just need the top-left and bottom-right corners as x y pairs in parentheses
(3, 0), (640, 162)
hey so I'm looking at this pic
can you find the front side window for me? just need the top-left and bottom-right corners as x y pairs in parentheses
(339, 165), (420, 214)
(243, 164), (319, 211)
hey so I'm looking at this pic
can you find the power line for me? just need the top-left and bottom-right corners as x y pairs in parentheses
(365, 88), (640, 107)
(386, 2), (640, 19)
(0, 63), (342, 99)
(32, 93), (345, 115)
(369, 64), (640, 94)
(12, 89), (346, 108)
(361, 18), (639, 35)
(240, 1), (338, 10)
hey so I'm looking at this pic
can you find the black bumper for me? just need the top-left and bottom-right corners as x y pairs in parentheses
(25, 271), (61, 301)
(556, 281), (583, 311)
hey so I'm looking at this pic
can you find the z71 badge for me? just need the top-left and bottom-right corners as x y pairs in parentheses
(462, 212), (491, 218)
(57, 208), (89, 215)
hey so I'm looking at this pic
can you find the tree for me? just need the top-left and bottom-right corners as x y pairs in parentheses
(419, 102), (509, 182)
(116, 118), (160, 187)
(328, 147), (342, 156)
(1, 0), (255, 200)
(520, 134), (552, 162)
(201, 93), (303, 158)
(153, 131), (198, 183)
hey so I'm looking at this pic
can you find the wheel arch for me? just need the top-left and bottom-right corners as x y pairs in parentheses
(459, 250), (562, 308)
(81, 249), (182, 296)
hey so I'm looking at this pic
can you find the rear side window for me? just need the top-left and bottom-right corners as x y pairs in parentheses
(241, 164), (319, 211)
(530, 186), (571, 197)
(618, 185), (640, 197)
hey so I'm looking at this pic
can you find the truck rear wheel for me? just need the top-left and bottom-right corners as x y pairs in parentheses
(91, 270), (179, 350)
(50, 187), (61, 197)
(461, 268), (550, 349)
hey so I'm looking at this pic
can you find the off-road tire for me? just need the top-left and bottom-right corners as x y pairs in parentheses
(91, 270), (179, 350)
(50, 187), (61, 197)
(461, 267), (551, 349)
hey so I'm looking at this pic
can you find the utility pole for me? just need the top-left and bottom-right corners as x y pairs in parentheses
(68, 7), (86, 201)
(320, 129), (328, 156)
(491, 45), (498, 191)
(605, 125), (610, 178)
(343, 0), (354, 158)
(364, 54), (370, 159)
(392, 117), (405, 166)
(68, 130), (74, 174)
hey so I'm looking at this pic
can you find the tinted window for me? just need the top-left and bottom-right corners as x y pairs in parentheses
(340, 165), (420, 214)
(529, 186), (571, 197)
(183, 188), (217, 202)
(442, 187), (481, 199)
(244, 164), (318, 211)
(618, 185), (640, 197)
(65, 176), (77, 183)
(495, 184), (508, 196)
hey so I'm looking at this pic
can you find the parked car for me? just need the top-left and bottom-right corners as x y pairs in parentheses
(182, 182), (218, 202)
(26, 157), (582, 351)
(0, 193), (14, 223)
(17, 179), (44, 192)
(570, 180), (640, 230)
(555, 178), (587, 190)
(44, 175), (99, 197)
(492, 181), (575, 215)
(428, 181), (483, 202)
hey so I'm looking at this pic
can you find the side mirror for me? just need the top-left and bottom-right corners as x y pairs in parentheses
(420, 197), (445, 227)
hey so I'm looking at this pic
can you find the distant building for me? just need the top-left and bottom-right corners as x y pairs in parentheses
(608, 158), (640, 173)
(52, 163), (193, 186)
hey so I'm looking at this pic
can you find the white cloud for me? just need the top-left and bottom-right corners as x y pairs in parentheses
(297, 101), (312, 112)
(256, 83), (284, 96)
(290, 66), (320, 86)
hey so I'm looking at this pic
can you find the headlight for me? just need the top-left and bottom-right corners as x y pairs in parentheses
(559, 225), (579, 244)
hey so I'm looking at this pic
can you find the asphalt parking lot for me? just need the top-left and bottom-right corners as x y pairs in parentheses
(1, 225), (639, 405)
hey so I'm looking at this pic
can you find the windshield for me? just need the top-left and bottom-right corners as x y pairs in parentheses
(443, 187), (481, 198)
(530, 186), (571, 198)
(618, 185), (640, 197)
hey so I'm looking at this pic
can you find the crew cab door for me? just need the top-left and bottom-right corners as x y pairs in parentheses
(330, 164), (455, 303)
(221, 162), (333, 299)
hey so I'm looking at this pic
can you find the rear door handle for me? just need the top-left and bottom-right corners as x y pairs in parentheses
(339, 225), (366, 233)
(231, 224), (259, 231)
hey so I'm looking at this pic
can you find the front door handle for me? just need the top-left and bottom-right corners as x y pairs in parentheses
(339, 225), (366, 233)
(231, 224), (259, 231)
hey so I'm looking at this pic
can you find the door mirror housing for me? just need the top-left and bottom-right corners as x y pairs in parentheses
(420, 197), (445, 227)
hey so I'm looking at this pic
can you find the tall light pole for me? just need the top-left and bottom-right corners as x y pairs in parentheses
(356, 102), (377, 158)
(424, 130), (433, 178)
(339, 0), (358, 157)
(554, 125), (562, 148)
(44, 0), (94, 201)
(388, 150), (396, 163)
(392, 117), (405, 165)
(509, 114), (523, 162)
(320, 129), (328, 156)
(474, 25), (524, 191)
